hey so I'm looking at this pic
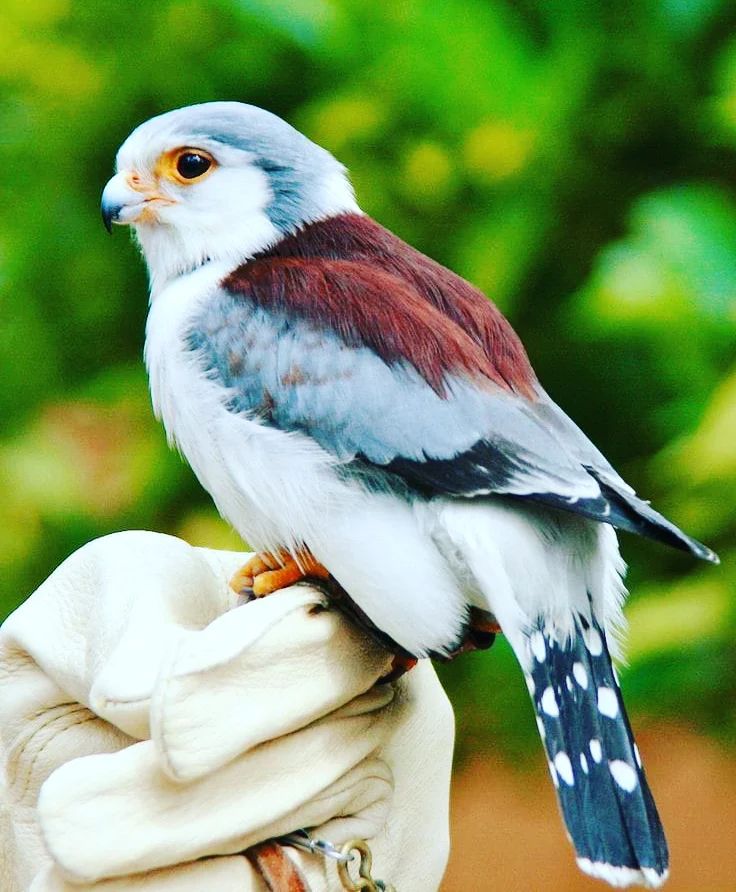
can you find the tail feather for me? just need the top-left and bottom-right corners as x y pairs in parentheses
(524, 613), (669, 889)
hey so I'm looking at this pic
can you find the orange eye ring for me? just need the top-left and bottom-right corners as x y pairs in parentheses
(157, 148), (217, 185)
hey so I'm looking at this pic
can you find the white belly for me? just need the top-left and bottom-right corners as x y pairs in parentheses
(143, 262), (470, 654)
(145, 262), (345, 553)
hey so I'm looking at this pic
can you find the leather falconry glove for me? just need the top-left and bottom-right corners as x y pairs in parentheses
(0, 531), (454, 891)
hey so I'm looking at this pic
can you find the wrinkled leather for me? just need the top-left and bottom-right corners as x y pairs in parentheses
(0, 531), (454, 891)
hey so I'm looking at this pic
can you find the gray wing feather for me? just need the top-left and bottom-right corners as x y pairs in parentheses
(187, 289), (601, 500)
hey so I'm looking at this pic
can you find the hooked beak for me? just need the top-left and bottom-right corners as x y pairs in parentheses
(101, 172), (172, 232)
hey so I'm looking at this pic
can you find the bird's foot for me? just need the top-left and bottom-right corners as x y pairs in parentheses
(229, 549), (330, 597)
(433, 608), (501, 662)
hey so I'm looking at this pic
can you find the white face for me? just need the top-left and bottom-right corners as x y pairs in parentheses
(102, 135), (281, 293)
(101, 103), (359, 294)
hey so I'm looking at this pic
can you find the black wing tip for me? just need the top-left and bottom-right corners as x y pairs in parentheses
(659, 525), (719, 564)
(590, 474), (720, 565)
(694, 543), (720, 565)
(624, 510), (720, 566)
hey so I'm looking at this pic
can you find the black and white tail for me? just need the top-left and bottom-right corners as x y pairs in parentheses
(524, 614), (669, 889)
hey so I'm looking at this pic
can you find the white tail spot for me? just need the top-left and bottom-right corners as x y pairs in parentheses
(590, 738), (603, 763)
(597, 686), (619, 719)
(609, 759), (638, 792)
(530, 631), (546, 662)
(554, 751), (575, 786)
(572, 662), (588, 689)
(541, 686), (559, 718)
(548, 760), (559, 788)
(634, 743), (642, 768)
(585, 627), (603, 656)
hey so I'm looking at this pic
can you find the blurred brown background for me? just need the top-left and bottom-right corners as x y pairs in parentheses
(1, 0), (734, 888)
(445, 725), (736, 890)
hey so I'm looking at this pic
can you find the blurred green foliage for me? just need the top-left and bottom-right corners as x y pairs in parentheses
(1, 0), (734, 756)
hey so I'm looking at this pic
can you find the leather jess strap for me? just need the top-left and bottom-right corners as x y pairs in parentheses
(246, 840), (311, 891)
(246, 836), (398, 892)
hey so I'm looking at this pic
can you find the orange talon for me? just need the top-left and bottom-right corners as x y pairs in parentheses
(381, 653), (418, 683)
(229, 552), (276, 594)
(229, 549), (330, 598)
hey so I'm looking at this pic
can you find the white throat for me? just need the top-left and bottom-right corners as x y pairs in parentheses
(135, 167), (360, 298)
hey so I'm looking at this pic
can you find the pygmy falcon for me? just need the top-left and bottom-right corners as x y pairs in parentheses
(102, 102), (718, 889)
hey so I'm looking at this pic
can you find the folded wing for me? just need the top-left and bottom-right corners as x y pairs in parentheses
(185, 255), (716, 563)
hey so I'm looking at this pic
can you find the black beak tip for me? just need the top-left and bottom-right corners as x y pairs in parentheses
(101, 204), (114, 234)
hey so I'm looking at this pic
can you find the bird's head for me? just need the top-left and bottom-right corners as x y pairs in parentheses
(101, 101), (358, 292)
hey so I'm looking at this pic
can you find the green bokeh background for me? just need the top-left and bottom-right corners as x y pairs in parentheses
(1, 0), (734, 769)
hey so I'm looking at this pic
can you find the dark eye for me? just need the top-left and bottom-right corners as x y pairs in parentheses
(176, 152), (211, 179)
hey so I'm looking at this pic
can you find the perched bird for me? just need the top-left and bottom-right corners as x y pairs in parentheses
(102, 102), (718, 889)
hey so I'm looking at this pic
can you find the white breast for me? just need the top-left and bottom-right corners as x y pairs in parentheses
(144, 262), (347, 554)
